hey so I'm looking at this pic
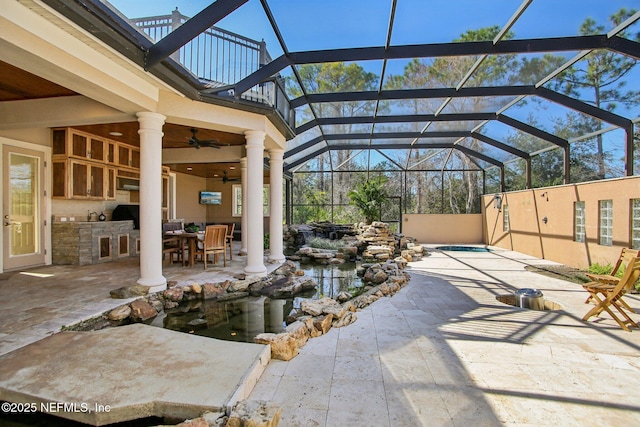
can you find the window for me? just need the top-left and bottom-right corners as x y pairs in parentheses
(632, 199), (640, 250)
(232, 184), (270, 217)
(503, 205), (509, 232)
(599, 200), (613, 246)
(574, 201), (586, 243)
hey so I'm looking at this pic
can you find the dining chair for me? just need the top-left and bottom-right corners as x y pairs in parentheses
(223, 223), (236, 260)
(162, 222), (185, 265)
(194, 225), (227, 269)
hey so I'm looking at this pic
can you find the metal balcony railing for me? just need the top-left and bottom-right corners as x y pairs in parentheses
(131, 9), (293, 126)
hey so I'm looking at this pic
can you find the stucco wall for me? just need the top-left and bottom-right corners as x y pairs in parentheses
(483, 176), (640, 269)
(403, 214), (484, 244)
(174, 172), (207, 224)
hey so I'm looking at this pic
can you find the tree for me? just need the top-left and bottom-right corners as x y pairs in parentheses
(348, 176), (388, 224)
(288, 62), (380, 216)
(553, 8), (640, 179)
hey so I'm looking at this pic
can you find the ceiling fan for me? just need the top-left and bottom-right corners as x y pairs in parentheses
(222, 170), (240, 184)
(186, 128), (222, 149)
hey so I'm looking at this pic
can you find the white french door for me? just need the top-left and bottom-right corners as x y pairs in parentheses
(2, 144), (46, 270)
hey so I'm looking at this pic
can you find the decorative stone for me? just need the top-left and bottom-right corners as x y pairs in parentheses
(227, 400), (281, 427)
(109, 284), (149, 299)
(228, 277), (260, 293)
(254, 333), (299, 361)
(163, 287), (184, 302)
(167, 280), (178, 288)
(333, 311), (357, 328)
(129, 300), (157, 321)
(173, 417), (209, 427)
(313, 314), (333, 335)
(372, 270), (388, 284)
(273, 260), (296, 276)
(336, 291), (352, 303)
(164, 300), (179, 310)
(190, 283), (202, 294)
(202, 283), (226, 300)
(285, 320), (310, 348)
(107, 305), (131, 321)
(217, 291), (249, 301)
(149, 299), (164, 312)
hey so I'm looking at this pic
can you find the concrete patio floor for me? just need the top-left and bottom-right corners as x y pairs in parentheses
(1, 244), (640, 425)
(248, 246), (640, 426)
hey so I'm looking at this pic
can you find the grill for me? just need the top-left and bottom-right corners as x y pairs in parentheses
(111, 205), (140, 229)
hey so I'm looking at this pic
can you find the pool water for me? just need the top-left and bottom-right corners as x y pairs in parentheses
(160, 262), (363, 343)
(436, 245), (492, 252)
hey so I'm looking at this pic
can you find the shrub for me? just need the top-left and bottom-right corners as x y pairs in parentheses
(307, 236), (347, 250)
(587, 263), (616, 276)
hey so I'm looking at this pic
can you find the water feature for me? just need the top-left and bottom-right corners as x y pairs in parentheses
(160, 262), (363, 343)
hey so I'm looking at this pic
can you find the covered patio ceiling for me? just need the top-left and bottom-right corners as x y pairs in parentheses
(39, 0), (640, 185)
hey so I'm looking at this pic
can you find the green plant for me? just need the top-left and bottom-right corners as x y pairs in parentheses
(348, 176), (388, 224)
(264, 233), (270, 250)
(587, 263), (614, 275)
(587, 262), (624, 278)
(307, 236), (347, 250)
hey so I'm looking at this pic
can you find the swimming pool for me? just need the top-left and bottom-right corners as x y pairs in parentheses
(436, 246), (492, 252)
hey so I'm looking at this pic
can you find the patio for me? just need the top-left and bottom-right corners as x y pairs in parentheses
(1, 245), (640, 425)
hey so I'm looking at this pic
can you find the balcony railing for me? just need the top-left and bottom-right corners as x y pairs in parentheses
(131, 9), (292, 127)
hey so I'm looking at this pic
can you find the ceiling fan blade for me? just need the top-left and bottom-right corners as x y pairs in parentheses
(200, 142), (221, 149)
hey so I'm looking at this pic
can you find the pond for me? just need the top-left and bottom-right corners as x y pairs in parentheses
(159, 262), (363, 343)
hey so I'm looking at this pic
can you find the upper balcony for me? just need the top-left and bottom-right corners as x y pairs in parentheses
(131, 8), (293, 130)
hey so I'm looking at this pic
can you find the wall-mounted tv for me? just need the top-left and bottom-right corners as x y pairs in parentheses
(199, 191), (222, 205)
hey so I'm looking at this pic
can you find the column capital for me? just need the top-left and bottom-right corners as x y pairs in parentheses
(244, 130), (266, 145)
(269, 148), (285, 160)
(136, 111), (166, 129)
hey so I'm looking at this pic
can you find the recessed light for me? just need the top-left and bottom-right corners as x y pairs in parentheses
(187, 167), (193, 171)
(229, 166), (236, 170)
(109, 131), (123, 137)
(213, 174), (219, 177)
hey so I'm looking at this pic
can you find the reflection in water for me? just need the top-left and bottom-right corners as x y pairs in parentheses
(163, 262), (362, 342)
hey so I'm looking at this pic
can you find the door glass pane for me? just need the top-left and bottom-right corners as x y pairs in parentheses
(9, 153), (39, 255)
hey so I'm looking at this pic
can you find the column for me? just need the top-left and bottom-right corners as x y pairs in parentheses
(268, 148), (285, 262)
(136, 111), (167, 292)
(244, 130), (267, 275)
(239, 157), (248, 255)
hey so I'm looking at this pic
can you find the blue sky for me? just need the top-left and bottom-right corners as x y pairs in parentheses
(106, 0), (639, 165)
(108, 0), (638, 54)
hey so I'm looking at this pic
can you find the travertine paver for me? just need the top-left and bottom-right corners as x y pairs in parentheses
(248, 245), (640, 426)
(0, 324), (270, 425)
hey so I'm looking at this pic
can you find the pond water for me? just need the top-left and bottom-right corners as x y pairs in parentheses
(160, 262), (363, 343)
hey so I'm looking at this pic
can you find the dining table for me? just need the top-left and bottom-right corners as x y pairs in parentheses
(164, 231), (203, 267)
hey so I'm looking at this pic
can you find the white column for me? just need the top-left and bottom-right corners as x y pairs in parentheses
(244, 130), (267, 276)
(268, 148), (285, 262)
(239, 157), (248, 256)
(136, 111), (167, 292)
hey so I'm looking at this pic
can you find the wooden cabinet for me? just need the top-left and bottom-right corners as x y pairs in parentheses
(118, 144), (140, 169)
(106, 167), (116, 200)
(70, 160), (105, 200)
(53, 128), (108, 163)
(51, 127), (170, 201)
(52, 160), (67, 198)
(106, 140), (117, 165)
